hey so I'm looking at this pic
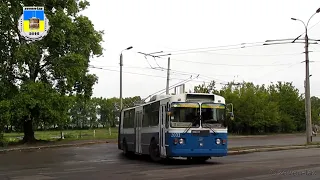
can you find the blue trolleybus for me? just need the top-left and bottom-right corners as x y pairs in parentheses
(118, 92), (234, 162)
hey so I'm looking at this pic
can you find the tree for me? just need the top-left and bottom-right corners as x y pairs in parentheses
(97, 96), (142, 128)
(193, 80), (219, 94)
(216, 81), (306, 134)
(0, 0), (103, 142)
(268, 82), (304, 132)
(311, 96), (320, 125)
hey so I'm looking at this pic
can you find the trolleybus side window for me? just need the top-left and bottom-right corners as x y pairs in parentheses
(123, 109), (134, 128)
(142, 101), (160, 127)
(130, 109), (135, 128)
(123, 110), (130, 128)
(142, 105), (149, 127)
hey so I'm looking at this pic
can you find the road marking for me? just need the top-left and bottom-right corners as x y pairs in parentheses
(38, 167), (97, 176)
(11, 175), (55, 180)
(0, 168), (52, 176)
(64, 167), (96, 172)
(62, 159), (117, 165)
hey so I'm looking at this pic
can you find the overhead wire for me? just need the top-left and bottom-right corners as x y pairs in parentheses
(89, 63), (232, 84)
(145, 55), (300, 67)
(149, 22), (320, 57)
(160, 41), (265, 54)
(89, 65), (213, 84)
(139, 75), (199, 103)
(122, 49), (310, 86)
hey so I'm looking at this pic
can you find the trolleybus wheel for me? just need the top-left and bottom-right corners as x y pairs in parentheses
(122, 139), (131, 157)
(149, 139), (161, 162)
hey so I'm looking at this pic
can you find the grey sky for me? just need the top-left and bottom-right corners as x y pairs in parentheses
(81, 0), (320, 99)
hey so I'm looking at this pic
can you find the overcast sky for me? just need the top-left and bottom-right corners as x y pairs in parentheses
(81, 0), (320, 100)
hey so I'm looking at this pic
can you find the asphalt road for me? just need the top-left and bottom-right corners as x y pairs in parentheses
(0, 135), (319, 180)
(228, 134), (320, 148)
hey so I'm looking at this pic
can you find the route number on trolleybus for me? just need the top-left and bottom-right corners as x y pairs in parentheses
(171, 133), (180, 137)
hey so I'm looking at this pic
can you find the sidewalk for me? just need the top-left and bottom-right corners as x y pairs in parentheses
(0, 139), (115, 153)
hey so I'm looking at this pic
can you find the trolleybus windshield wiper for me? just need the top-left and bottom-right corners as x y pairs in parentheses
(202, 123), (216, 135)
(183, 118), (199, 133)
(202, 119), (217, 134)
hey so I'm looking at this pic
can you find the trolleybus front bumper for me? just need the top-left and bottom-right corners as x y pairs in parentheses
(168, 148), (227, 157)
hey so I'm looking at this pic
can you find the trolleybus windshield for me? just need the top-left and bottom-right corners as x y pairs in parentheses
(201, 103), (226, 128)
(170, 102), (200, 128)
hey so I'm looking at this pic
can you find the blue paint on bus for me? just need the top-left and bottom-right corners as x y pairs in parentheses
(166, 132), (228, 157)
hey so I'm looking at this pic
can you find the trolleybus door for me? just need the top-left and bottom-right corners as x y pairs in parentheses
(160, 104), (167, 157)
(135, 111), (142, 154)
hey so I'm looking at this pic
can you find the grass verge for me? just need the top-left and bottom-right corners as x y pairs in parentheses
(2, 128), (118, 148)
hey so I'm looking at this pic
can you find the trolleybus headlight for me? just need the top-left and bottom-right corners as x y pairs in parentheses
(173, 138), (184, 145)
(216, 138), (221, 144)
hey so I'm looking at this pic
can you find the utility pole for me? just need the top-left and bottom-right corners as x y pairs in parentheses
(166, 57), (170, 95)
(305, 32), (312, 143)
(120, 46), (133, 110)
(120, 53), (123, 110)
(291, 8), (320, 144)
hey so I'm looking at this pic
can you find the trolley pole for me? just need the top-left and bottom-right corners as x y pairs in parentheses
(138, 51), (171, 95)
(166, 57), (171, 95)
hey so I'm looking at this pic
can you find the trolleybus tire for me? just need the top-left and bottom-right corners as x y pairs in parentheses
(122, 139), (132, 157)
(149, 139), (161, 162)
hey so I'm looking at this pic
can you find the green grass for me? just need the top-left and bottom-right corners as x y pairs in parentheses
(3, 128), (118, 145)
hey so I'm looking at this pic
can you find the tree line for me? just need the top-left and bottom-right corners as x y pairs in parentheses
(194, 81), (320, 134)
(1, 96), (141, 131)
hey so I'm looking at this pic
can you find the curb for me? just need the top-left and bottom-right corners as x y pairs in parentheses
(228, 134), (305, 139)
(228, 144), (320, 155)
(0, 140), (113, 153)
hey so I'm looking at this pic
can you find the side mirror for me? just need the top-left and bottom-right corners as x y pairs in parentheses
(227, 103), (234, 120)
(223, 112), (234, 127)
(230, 112), (234, 121)
(167, 111), (172, 116)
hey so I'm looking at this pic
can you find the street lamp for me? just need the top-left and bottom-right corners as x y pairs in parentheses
(291, 8), (320, 144)
(120, 46), (133, 111)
